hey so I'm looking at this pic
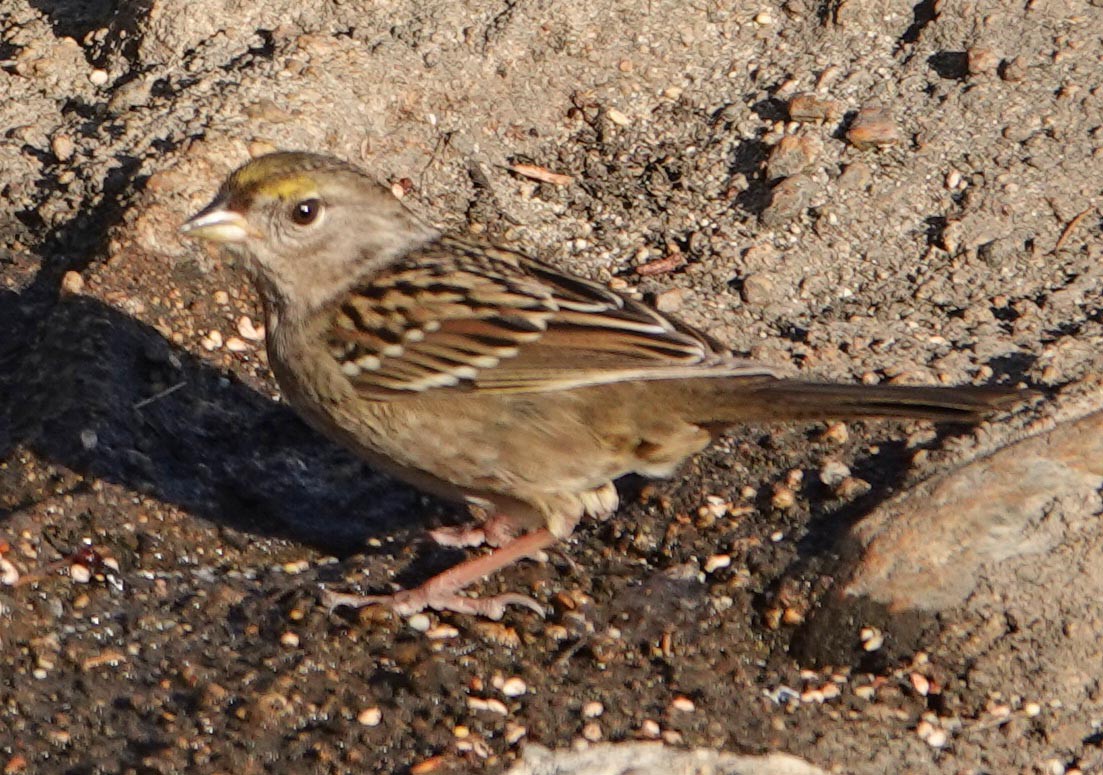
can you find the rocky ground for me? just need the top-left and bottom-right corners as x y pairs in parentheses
(2, 0), (1102, 773)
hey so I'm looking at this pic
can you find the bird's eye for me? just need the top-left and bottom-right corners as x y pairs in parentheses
(291, 198), (322, 226)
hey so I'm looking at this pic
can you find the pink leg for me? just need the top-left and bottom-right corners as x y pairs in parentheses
(322, 528), (556, 619)
(428, 513), (521, 548)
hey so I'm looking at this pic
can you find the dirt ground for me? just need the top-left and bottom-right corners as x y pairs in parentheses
(2, 0), (1102, 773)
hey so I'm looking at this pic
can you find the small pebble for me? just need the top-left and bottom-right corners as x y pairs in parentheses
(820, 421), (849, 444)
(500, 677), (527, 697)
(581, 722), (603, 742)
(408, 613), (431, 632)
(582, 701), (604, 718)
(771, 485), (796, 510)
(357, 707), (382, 726)
(60, 270), (84, 295)
(740, 272), (776, 305)
(639, 719), (661, 738)
(671, 696), (695, 712)
(819, 460), (851, 487)
(788, 93), (843, 123)
(213, 290), (230, 305)
(505, 723), (527, 745)
(847, 107), (901, 150)
(835, 476), (871, 499)
(910, 673), (931, 696)
(761, 174), (812, 226)
(51, 135), (74, 162)
(704, 554), (731, 573)
(967, 46), (1000, 76)
(754, 10), (774, 24)
(237, 316), (264, 341)
(653, 288), (684, 313)
(0, 558), (19, 586)
(89, 68), (108, 86)
(200, 330), (223, 351)
(224, 337), (249, 352)
(279, 631), (299, 648)
(425, 624), (460, 640)
(859, 626), (884, 651)
(854, 685), (876, 700)
(606, 107), (631, 126)
(70, 564), (92, 583)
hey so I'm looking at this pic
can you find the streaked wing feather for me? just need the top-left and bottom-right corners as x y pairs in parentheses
(325, 236), (746, 398)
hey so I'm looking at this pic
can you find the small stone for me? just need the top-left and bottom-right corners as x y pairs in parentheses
(653, 288), (684, 312)
(820, 421), (849, 444)
(60, 271), (84, 295)
(671, 696), (695, 712)
(819, 460), (851, 487)
(754, 10), (774, 24)
(582, 701), (604, 718)
(835, 476), (871, 499)
(837, 161), (872, 190)
(0, 558), (20, 586)
(967, 46), (1000, 76)
(200, 330), (223, 351)
(854, 685), (875, 700)
(237, 316), (264, 341)
(213, 290), (230, 305)
(767, 134), (821, 178)
(788, 93), (843, 123)
(248, 140), (278, 158)
(859, 626), (884, 651)
(500, 677), (527, 697)
(1001, 56), (1027, 82)
(847, 107), (901, 150)
(279, 631), (299, 648)
(357, 707), (382, 726)
(581, 721), (603, 741)
(425, 624), (460, 640)
(910, 673), (931, 696)
(70, 563), (92, 583)
(89, 68), (108, 86)
(740, 272), (776, 304)
(51, 134), (74, 162)
(606, 107), (631, 126)
(1024, 701), (1042, 717)
(504, 723), (527, 745)
(704, 554), (731, 573)
(761, 174), (812, 226)
(407, 613), (431, 632)
(639, 719), (661, 738)
(224, 337), (249, 352)
(771, 485), (796, 510)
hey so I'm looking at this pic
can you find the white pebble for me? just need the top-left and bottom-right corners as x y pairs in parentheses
(89, 69), (109, 86)
(704, 554), (732, 573)
(237, 315), (265, 341)
(70, 564), (92, 583)
(501, 677), (527, 697)
(357, 707), (382, 726)
(582, 700), (604, 718)
(279, 631), (299, 648)
(0, 557), (20, 586)
(407, 613), (431, 632)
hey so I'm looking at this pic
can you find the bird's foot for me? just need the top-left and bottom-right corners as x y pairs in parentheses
(323, 527), (556, 620)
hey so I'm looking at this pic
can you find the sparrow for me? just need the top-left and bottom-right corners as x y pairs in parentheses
(180, 151), (1026, 618)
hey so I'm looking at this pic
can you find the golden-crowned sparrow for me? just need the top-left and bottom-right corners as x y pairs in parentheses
(181, 151), (1025, 619)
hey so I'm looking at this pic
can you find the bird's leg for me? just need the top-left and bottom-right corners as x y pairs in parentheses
(428, 512), (521, 548)
(323, 527), (555, 619)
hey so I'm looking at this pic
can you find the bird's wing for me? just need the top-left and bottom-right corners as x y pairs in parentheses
(323, 237), (774, 398)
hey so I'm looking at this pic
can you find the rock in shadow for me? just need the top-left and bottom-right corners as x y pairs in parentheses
(0, 281), (428, 554)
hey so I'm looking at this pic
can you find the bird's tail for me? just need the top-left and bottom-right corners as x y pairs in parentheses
(691, 377), (1029, 425)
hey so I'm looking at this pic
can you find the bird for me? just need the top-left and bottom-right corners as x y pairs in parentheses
(179, 150), (1027, 619)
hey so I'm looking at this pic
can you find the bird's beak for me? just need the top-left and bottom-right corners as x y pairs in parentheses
(179, 202), (260, 244)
